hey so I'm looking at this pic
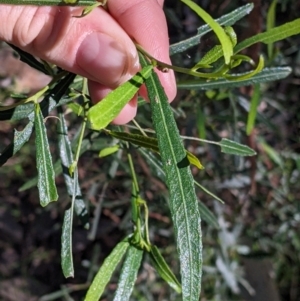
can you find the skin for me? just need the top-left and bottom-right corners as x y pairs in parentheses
(0, 0), (176, 124)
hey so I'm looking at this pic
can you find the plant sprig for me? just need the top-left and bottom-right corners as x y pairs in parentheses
(0, 1), (298, 301)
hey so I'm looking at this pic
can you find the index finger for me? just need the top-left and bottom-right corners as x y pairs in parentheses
(107, 0), (177, 102)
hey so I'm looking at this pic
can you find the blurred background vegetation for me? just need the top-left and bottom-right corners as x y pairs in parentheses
(0, 0), (299, 300)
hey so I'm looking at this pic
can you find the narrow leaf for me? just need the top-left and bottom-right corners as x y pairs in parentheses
(0, 103), (34, 121)
(197, 107), (206, 139)
(113, 246), (143, 301)
(61, 168), (79, 278)
(57, 108), (89, 229)
(85, 241), (129, 301)
(108, 131), (159, 152)
(198, 3), (254, 32)
(61, 207), (74, 278)
(267, 0), (278, 58)
(0, 121), (34, 166)
(193, 27), (237, 71)
(138, 148), (165, 179)
(150, 245), (182, 294)
(235, 18), (300, 54)
(140, 54), (202, 301)
(186, 151), (204, 170)
(258, 138), (283, 168)
(76, 2), (102, 17)
(193, 45), (223, 70)
(198, 202), (219, 229)
(170, 3), (253, 55)
(177, 67), (292, 90)
(224, 55), (265, 81)
(225, 55), (264, 80)
(8, 44), (51, 75)
(99, 145), (120, 158)
(67, 102), (84, 116)
(194, 181), (224, 204)
(246, 84), (261, 135)
(107, 131), (204, 169)
(34, 103), (58, 206)
(181, 0), (233, 64)
(87, 66), (153, 130)
(220, 138), (256, 156)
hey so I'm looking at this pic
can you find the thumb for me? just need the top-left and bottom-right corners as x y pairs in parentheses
(0, 5), (139, 87)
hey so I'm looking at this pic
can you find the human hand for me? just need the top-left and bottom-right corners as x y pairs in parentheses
(0, 0), (176, 124)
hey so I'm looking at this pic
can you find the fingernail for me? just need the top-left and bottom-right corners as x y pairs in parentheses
(77, 32), (129, 86)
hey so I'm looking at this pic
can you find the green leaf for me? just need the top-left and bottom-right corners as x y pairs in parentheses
(193, 45), (223, 70)
(8, 44), (51, 75)
(150, 245), (182, 294)
(194, 181), (224, 205)
(85, 241), (129, 301)
(108, 131), (159, 152)
(61, 166), (79, 279)
(197, 107), (206, 139)
(67, 102), (84, 116)
(34, 103), (58, 206)
(177, 67), (292, 90)
(61, 207), (74, 278)
(99, 145), (120, 158)
(181, 0), (233, 64)
(107, 131), (204, 169)
(220, 138), (256, 156)
(138, 148), (165, 181)
(57, 108), (89, 229)
(140, 54), (202, 301)
(225, 26), (237, 46)
(230, 54), (254, 69)
(0, 121), (34, 166)
(170, 3), (253, 55)
(198, 202), (219, 229)
(192, 26), (237, 71)
(258, 138), (283, 168)
(186, 150), (204, 170)
(225, 55), (264, 80)
(75, 2), (103, 17)
(267, 0), (278, 58)
(234, 18), (300, 54)
(198, 4), (253, 34)
(87, 66), (153, 130)
(113, 246), (143, 301)
(0, 103), (34, 121)
(246, 84), (261, 135)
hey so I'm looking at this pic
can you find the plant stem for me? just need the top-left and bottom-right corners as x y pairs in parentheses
(0, 0), (97, 5)
(136, 44), (226, 79)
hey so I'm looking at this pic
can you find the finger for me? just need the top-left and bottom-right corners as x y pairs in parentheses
(0, 5), (139, 88)
(157, 0), (165, 7)
(108, 0), (177, 102)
